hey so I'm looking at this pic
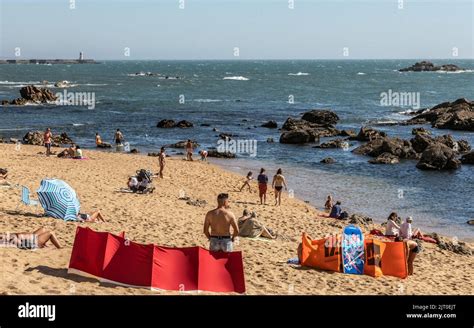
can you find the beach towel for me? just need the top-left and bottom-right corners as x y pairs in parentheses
(68, 227), (245, 293)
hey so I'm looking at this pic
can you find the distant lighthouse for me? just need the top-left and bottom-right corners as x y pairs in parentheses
(79, 52), (84, 61)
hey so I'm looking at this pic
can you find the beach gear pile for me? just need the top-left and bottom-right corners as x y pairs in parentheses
(130, 169), (155, 194)
(301, 232), (409, 278)
(68, 227), (246, 293)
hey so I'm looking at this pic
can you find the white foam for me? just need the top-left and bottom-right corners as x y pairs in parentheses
(0, 81), (41, 85)
(357, 72), (366, 75)
(436, 69), (474, 74)
(288, 72), (309, 76)
(72, 123), (84, 127)
(223, 76), (249, 81)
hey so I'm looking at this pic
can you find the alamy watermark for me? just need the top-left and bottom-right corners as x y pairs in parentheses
(217, 139), (257, 157)
(380, 89), (420, 109)
(55, 90), (96, 109)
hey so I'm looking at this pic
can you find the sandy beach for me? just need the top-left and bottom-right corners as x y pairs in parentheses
(0, 143), (472, 295)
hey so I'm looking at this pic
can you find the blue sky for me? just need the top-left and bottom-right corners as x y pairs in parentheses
(0, 0), (472, 59)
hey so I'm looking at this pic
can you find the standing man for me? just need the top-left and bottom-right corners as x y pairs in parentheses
(44, 128), (53, 156)
(158, 147), (166, 178)
(203, 193), (239, 252)
(114, 129), (124, 145)
(185, 139), (194, 161)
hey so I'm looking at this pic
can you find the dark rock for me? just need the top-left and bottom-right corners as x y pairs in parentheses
(461, 152), (474, 164)
(348, 214), (374, 226)
(339, 129), (357, 138)
(412, 127), (431, 135)
(18, 85), (57, 103)
(313, 138), (348, 149)
(353, 137), (418, 159)
(457, 140), (471, 153)
(200, 123), (211, 127)
(349, 126), (386, 141)
(467, 220), (474, 225)
(157, 119), (176, 128)
(416, 143), (461, 170)
(218, 133), (235, 140)
(97, 142), (112, 148)
(267, 138), (274, 143)
(130, 148), (139, 154)
(148, 152), (159, 157)
(432, 233), (472, 256)
(301, 109), (339, 125)
(410, 134), (435, 153)
(399, 61), (463, 72)
(212, 128), (219, 132)
(10, 98), (28, 105)
(207, 150), (236, 158)
(280, 130), (312, 144)
(368, 153), (400, 164)
(1, 100), (9, 105)
(9, 138), (19, 144)
(22, 131), (72, 147)
(166, 140), (199, 148)
(320, 157), (335, 164)
(176, 120), (193, 128)
(261, 120), (278, 128)
(406, 98), (474, 131)
(411, 133), (470, 154)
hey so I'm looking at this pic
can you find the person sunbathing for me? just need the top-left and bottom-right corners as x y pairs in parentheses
(0, 227), (61, 249)
(238, 210), (275, 239)
(0, 168), (8, 179)
(76, 210), (106, 222)
(400, 216), (423, 240)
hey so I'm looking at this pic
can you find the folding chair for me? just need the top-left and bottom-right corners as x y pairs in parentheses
(16, 186), (40, 212)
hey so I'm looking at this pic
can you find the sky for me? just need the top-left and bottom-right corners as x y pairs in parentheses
(0, 0), (473, 59)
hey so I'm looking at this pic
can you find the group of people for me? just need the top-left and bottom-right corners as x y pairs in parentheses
(126, 169), (155, 194)
(239, 168), (288, 206)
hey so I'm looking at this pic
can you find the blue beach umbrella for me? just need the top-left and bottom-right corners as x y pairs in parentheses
(37, 179), (80, 221)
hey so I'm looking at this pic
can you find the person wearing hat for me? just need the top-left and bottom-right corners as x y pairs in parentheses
(400, 216), (423, 239)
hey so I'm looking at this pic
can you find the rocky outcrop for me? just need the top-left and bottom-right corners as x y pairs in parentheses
(157, 119), (193, 128)
(2, 85), (58, 105)
(97, 142), (112, 148)
(165, 140), (200, 148)
(348, 214), (373, 226)
(218, 133), (236, 140)
(431, 233), (472, 256)
(22, 131), (73, 147)
(405, 98), (474, 131)
(412, 127), (431, 135)
(410, 134), (471, 154)
(353, 137), (418, 159)
(313, 138), (348, 149)
(207, 149), (236, 158)
(339, 129), (357, 138)
(467, 220), (474, 225)
(301, 110), (339, 125)
(320, 157), (336, 164)
(349, 126), (387, 141)
(368, 153), (400, 164)
(399, 61), (463, 72)
(176, 120), (193, 128)
(157, 119), (176, 128)
(461, 151), (474, 164)
(416, 143), (461, 170)
(261, 120), (278, 128)
(280, 110), (340, 144)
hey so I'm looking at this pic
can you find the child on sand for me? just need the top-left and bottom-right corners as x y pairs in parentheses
(186, 140), (194, 161)
(324, 195), (333, 212)
(240, 171), (253, 192)
(158, 147), (166, 178)
(0, 227), (61, 249)
(44, 128), (53, 156)
(199, 150), (208, 161)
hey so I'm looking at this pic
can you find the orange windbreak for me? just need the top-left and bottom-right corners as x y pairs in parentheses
(380, 241), (408, 279)
(364, 239), (385, 278)
(301, 233), (341, 272)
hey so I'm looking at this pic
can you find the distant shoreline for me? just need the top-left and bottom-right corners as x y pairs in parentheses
(0, 59), (98, 65)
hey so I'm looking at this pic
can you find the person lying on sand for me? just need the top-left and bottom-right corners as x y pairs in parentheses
(238, 209), (275, 239)
(0, 227), (61, 249)
(76, 210), (106, 223)
(203, 193), (239, 252)
(57, 143), (76, 158)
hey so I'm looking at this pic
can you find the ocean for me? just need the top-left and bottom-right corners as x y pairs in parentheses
(0, 59), (473, 240)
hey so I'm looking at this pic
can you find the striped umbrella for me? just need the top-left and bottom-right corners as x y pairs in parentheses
(37, 179), (80, 221)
